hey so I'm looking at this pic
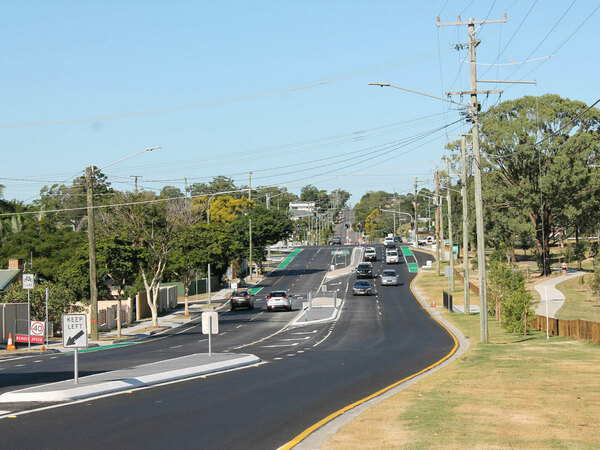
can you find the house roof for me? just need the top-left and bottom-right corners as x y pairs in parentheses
(0, 269), (20, 292)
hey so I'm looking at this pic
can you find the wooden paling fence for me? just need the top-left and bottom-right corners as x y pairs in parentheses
(533, 316), (600, 345)
(453, 268), (479, 295)
(453, 267), (600, 346)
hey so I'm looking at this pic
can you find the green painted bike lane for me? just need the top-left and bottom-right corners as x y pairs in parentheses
(400, 245), (419, 273)
(249, 249), (303, 295)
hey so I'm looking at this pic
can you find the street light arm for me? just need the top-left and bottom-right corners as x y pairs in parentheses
(368, 82), (470, 108)
(97, 146), (161, 172)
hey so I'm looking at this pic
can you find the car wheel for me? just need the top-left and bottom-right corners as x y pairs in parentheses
(231, 305), (235, 311)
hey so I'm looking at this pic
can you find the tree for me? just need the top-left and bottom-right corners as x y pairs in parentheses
(167, 222), (232, 315)
(35, 169), (114, 231)
(187, 176), (238, 197)
(229, 205), (292, 274)
(97, 192), (180, 326)
(97, 236), (141, 336)
(481, 94), (600, 275)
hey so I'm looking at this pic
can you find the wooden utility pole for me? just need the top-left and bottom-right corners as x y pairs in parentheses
(435, 170), (441, 276)
(86, 166), (98, 340)
(446, 158), (455, 292)
(461, 134), (471, 314)
(248, 172), (252, 201)
(438, 13), (507, 342)
(413, 178), (419, 244)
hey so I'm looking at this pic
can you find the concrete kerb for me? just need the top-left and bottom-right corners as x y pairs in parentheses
(293, 267), (470, 450)
(0, 353), (261, 403)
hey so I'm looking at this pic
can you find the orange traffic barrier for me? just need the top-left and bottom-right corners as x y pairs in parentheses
(6, 332), (16, 350)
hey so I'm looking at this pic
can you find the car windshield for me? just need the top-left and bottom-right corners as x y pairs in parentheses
(354, 281), (370, 287)
(388, 252), (398, 256)
(233, 290), (248, 296)
(357, 264), (370, 269)
(382, 270), (396, 276)
(270, 291), (286, 297)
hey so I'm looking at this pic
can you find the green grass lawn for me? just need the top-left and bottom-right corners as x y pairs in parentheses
(555, 274), (600, 322)
(325, 269), (600, 449)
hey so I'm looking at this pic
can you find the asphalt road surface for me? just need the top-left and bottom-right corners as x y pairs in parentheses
(0, 245), (455, 450)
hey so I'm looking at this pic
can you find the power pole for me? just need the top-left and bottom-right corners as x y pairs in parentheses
(413, 178), (419, 244)
(446, 158), (455, 291)
(86, 166), (98, 340)
(438, 13), (507, 342)
(131, 175), (141, 194)
(266, 192), (270, 210)
(249, 218), (253, 281)
(248, 171), (252, 201)
(461, 134), (471, 314)
(435, 170), (441, 276)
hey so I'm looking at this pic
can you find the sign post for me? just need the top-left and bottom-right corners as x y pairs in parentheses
(23, 274), (35, 351)
(202, 311), (219, 356)
(62, 314), (89, 384)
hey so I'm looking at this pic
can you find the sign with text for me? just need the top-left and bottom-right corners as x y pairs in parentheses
(62, 314), (88, 348)
(23, 273), (35, 290)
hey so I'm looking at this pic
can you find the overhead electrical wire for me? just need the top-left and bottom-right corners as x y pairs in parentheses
(0, 48), (454, 129)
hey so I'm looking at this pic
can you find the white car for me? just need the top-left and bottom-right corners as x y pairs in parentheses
(386, 250), (399, 264)
(266, 290), (292, 312)
(364, 247), (377, 261)
(383, 237), (395, 247)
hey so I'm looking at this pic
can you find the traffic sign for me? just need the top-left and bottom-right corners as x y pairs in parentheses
(202, 311), (219, 335)
(23, 273), (34, 290)
(331, 250), (350, 255)
(62, 314), (88, 348)
(30, 321), (45, 344)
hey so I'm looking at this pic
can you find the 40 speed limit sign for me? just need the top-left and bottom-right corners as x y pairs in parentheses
(30, 321), (45, 344)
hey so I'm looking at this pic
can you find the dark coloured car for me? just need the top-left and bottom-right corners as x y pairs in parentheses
(230, 290), (254, 311)
(352, 280), (373, 296)
(330, 235), (342, 245)
(356, 262), (373, 278)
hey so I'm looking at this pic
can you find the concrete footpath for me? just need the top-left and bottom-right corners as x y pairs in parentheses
(534, 269), (586, 318)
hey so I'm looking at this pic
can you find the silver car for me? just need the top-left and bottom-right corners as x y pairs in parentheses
(381, 269), (399, 286)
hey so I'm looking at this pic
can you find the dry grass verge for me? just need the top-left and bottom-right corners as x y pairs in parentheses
(324, 269), (600, 449)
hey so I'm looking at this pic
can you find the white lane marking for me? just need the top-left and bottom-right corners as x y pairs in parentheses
(280, 337), (310, 341)
(313, 328), (334, 348)
(33, 360), (43, 363)
(274, 357), (283, 360)
(236, 325), (243, 329)
(170, 345), (182, 349)
(292, 331), (318, 335)
(296, 350), (305, 354)
(261, 343), (299, 348)
(286, 354), (296, 357)
(259, 312), (264, 315)
(221, 332), (228, 335)
(15, 364), (25, 367)
(0, 410), (11, 415)
(176, 323), (200, 335)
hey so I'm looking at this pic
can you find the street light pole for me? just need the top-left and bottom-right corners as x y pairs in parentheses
(86, 146), (160, 340)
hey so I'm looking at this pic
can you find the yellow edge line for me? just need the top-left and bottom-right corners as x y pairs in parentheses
(281, 265), (459, 450)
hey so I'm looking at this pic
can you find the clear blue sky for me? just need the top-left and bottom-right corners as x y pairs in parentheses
(2, 1), (598, 206)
